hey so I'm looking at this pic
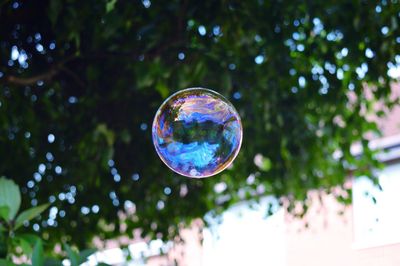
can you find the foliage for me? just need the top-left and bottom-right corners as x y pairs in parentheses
(0, 177), (49, 260)
(0, 0), (399, 249)
(0, 177), (102, 265)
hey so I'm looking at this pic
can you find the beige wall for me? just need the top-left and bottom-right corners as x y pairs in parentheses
(147, 220), (204, 266)
(285, 191), (400, 266)
(147, 189), (400, 266)
(144, 188), (400, 266)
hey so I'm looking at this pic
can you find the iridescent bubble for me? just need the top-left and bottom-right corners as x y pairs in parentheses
(152, 88), (243, 178)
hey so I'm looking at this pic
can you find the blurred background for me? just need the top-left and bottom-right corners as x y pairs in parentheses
(0, 0), (400, 265)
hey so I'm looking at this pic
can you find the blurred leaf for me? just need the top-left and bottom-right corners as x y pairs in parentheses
(192, 61), (206, 81)
(94, 124), (115, 147)
(77, 248), (96, 264)
(15, 234), (41, 246)
(32, 239), (44, 266)
(14, 204), (50, 230)
(137, 72), (154, 88)
(0, 206), (10, 221)
(221, 72), (232, 91)
(260, 157), (272, 172)
(120, 129), (131, 143)
(63, 243), (79, 266)
(48, 0), (62, 27)
(14, 236), (33, 257)
(156, 82), (169, 98)
(0, 237), (6, 259)
(0, 259), (14, 266)
(0, 177), (21, 220)
(44, 258), (62, 266)
(106, 0), (117, 13)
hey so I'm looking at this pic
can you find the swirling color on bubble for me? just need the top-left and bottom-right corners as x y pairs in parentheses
(152, 88), (243, 178)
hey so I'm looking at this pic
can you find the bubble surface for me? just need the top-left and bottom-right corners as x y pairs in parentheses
(152, 88), (242, 178)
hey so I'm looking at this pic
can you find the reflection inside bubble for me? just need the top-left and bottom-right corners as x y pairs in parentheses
(152, 88), (242, 178)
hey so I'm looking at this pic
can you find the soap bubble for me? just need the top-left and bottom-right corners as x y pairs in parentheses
(152, 88), (242, 178)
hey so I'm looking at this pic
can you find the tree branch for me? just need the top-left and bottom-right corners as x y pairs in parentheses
(2, 55), (78, 87)
(4, 68), (59, 86)
(1, 37), (184, 87)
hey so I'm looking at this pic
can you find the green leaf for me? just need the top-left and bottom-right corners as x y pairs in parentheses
(0, 237), (7, 259)
(0, 206), (10, 221)
(77, 248), (96, 264)
(32, 239), (44, 266)
(14, 233), (41, 246)
(44, 258), (62, 266)
(0, 177), (21, 220)
(221, 71), (232, 91)
(14, 236), (33, 257)
(155, 82), (169, 98)
(137, 71), (154, 88)
(192, 61), (206, 81)
(260, 157), (272, 172)
(63, 243), (79, 266)
(48, 0), (62, 27)
(0, 259), (14, 266)
(13, 233), (41, 258)
(14, 204), (50, 230)
(106, 0), (117, 13)
(94, 124), (115, 147)
(255, 155), (272, 172)
(68, 31), (81, 49)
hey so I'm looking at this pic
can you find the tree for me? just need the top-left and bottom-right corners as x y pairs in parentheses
(0, 0), (399, 249)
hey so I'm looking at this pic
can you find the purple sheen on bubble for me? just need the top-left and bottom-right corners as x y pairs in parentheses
(152, 88), (243, 178)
